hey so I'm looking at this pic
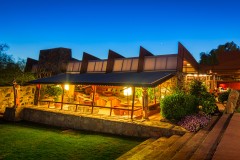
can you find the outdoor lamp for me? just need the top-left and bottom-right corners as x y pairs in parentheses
(123, 87), (132, 96)
(64, 84), (69, 91)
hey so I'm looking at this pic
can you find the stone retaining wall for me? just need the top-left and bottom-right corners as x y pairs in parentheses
(0, 85), (36, 114)
(21, 108), (186, 138)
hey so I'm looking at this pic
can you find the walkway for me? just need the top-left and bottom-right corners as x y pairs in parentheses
(118, 112), (240, 160)
(212, 113), (240, 160)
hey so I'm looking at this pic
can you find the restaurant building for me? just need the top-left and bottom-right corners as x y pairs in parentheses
(27, 42), (199, 119)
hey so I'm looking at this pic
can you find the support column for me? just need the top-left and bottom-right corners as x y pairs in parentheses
(142, 87), (149, 120)
(131, 87), (135, 119)
(61, 84), (64, 110)
(91, 85), (96, 114)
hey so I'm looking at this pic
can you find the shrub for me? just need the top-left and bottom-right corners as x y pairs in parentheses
(178, 113), (211, 132)
(218, 90), (230, 103)
(200, 92), (217, 115)
(45, 85), (63, 101)
(189, 79), (217, 115)
(161, 93), (198, 121)
(189, 79), (207, 100)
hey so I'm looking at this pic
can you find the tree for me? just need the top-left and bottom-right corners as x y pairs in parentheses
(0, 44), (35, 86)
(199, 41), (240, 65)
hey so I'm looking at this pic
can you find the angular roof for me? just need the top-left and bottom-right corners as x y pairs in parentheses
(29, 71), (176, 87)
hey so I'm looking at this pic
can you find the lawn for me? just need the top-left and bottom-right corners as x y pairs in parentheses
(0, 120), (144, 160)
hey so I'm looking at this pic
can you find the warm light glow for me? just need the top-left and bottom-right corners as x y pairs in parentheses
(64, 84), (69, 90)
(186, 63), (191, 66)
(123, 87), (132, 96)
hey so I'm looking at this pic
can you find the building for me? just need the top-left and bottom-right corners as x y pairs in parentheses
(26, 42), (199, 119)
(25, 47), (78, 78)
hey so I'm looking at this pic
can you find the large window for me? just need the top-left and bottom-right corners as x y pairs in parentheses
(143, 55), (177, 71)
(87, 60), (107, 72)
(66, 62), (82, 73)
(113, 58), (139, 72)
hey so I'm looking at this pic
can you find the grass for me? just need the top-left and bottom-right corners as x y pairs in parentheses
(0, 120), (144, 160)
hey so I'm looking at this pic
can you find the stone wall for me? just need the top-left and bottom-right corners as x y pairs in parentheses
(21, 108), (186, 138)
(0, 85), (36, 114)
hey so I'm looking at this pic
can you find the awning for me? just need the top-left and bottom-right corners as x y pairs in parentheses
(28, 71), (176, 87)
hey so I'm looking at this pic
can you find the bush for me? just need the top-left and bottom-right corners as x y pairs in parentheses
(189, 79), (207, 99)
(45, 85), (63, 101)
(178, 113), (211, 132)
(218, 90), (230, 103)
(189, 79), (217, 115)
(161, 93), (198, 121)
(200, 92), (217, 115)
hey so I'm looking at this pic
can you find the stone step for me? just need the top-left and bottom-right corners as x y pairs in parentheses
(171, 130), (208, 160)
(128, 135), (180, 160)
(154, 132), (194, 160)
(203, 114), (221, 131)
(126, 137), (168, 160)
(190, 114), (231, 160)
(212, 113), (240, 160)
(116, 138), (156, 160)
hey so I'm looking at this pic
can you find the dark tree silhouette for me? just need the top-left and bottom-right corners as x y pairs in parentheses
(199, 41), (240, 65)
(0, 44), (35, 85)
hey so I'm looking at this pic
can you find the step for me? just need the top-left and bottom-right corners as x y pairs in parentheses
(154, 132), (194, 160)
(212, 113), (240, 160)
(171, 130), (208, 160)
(144, 135), (182, 159)
(190, 114), (231, 160)
(128, 135), (180, 160)
(116, 138), (156, 160)
(202, 114), (220, 131)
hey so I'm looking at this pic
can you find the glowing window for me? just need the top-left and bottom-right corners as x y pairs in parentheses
(155, 57), (167, 70)
(166, 57), (177, 69)
(102, 61), (107, 71)
(72, 62), (81, 72)
(122, 59), (132, 71)
(87, 62), (95, 72)
(144, 57), (155, 71)
(94, 61), (103, 72)
(113, 59), (123, 71)
(131, 58), (138, 71)
(67, 62), (74, 72)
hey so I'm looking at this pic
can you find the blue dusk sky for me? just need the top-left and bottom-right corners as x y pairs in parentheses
(0, 0), (239, 62)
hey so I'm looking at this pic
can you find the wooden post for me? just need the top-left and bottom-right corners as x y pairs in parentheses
(37, 84), (41, 106)
(13, 81), (17, 108)
(154, 87), (156, 104)
(61, 84), (64, 110)
(142, 87), (149, 119)
(131, 87), (135, 119)
(91, 85), (96, 114)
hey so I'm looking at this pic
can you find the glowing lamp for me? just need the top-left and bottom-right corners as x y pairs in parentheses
(123, 87), (132, 96)
(64, 84), (69, 91)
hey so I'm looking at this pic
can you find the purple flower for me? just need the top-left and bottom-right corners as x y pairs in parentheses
(178, 113), (211, 132)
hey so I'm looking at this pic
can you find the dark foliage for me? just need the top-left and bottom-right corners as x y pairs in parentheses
(218, 90), (231, 103)
(0, 44), (35, 85)
(161, 92), (198, 121)
(199, 41), (240, 65)
(189, 79), (217, 115)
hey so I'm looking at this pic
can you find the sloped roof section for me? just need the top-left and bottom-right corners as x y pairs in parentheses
(29, 71), (176, 87)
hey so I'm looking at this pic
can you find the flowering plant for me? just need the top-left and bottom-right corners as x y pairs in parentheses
(177, 113), (211, 132)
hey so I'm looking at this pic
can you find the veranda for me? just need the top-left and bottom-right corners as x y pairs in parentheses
(35, 77), (176, 120)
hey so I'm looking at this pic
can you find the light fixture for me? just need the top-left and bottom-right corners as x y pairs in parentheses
(123, 87), (132, 96)
(64, 84), (69, 91)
